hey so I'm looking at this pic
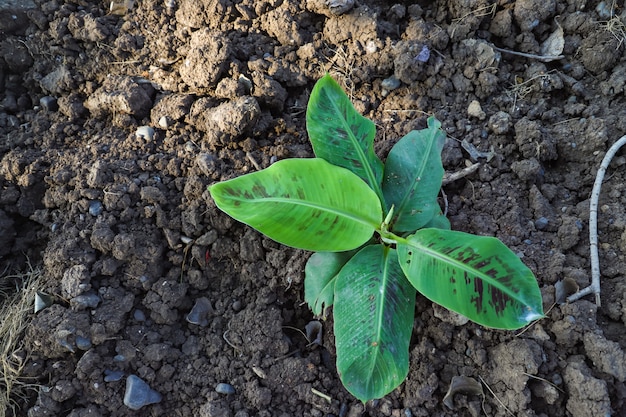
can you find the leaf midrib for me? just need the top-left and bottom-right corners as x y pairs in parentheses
(326, 91), (385, 205)
(394, 130), (439, 224)
(229, 195), (380, 229)
(404, 236), (523, 302)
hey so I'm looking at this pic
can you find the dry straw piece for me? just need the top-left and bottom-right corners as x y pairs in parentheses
(0, 265), (44, 417)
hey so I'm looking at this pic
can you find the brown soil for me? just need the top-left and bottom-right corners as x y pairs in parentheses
(1, 0), (626, 416)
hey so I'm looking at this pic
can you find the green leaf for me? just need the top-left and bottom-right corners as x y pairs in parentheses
(334, 245), (416, 402)
(382, 117), (446, 232)
(397, 229), (544, 330)
(306, 74), (385, 203)
(304, 250), (358, 318)
(423, 208), (451, 230)
(209, 158), (382, 252)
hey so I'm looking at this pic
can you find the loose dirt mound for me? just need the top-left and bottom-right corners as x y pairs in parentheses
(1, 0), (626, 416)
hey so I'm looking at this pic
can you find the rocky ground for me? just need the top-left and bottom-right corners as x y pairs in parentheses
(1, 0), (626, 416)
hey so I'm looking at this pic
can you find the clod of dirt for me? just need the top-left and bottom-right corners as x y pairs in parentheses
(67, 12), (110, 43)
(514, 117), (557, 161)
(150, 93), (194, 128)
(260, 4), (309, 46)
(490, 9), (513, 38)
(432, 303), (469, 326)
(564, 357), (611, 417)
(61, 264), (91, 298)
(175, 0), (229, 28)
(187, 96), (261, 147)
(124, 374), (162, 410)
(489, 338), (544, 414)
(514, 0), (556, 32)
(580, 29), (622, 74)
(583, 331), (626, 381)
(84, 76), (153, 118)
(39, 65), (75, 95)
(323, 5), (378, 44)
(180, 29), (231, 89)
(511, 157), (543, 183)
(551, 301), (598, 348)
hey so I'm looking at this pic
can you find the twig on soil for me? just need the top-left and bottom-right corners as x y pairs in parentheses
(523, 373), (565, 393)
(222, 329), (242, 354)
(442, 163), (481, 186)
(567, 134), (626, 306)
(246, 152), (262, 171)
(311, 387), (332, 403)
(491, 45), (564, 62)
(281, 325), (311, 344)
(478, 375), (514, 416)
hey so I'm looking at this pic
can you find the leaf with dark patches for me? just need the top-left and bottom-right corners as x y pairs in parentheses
(382, 117), (446, 232)
(306, 74), (385, 205)
(334, 245), (415, 402)
(397, 228), (544, 329)
(209, 158), (382, 251)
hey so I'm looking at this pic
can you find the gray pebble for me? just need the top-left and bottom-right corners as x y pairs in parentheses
(39, 96), (58, 111)
(70, 293), (101, 309)
(535, 217), (549, 230)
(104, 369), (125, 382)
(75, 335), (92, 350)
(124, 375), (162, 410)
(215, 382), (236, 395)
(133, 309), (146, 321)
(88, 200), (103, 216)
(381, 76), (401, 94)
(135, 126), (155, 141)
(186, 297), (213, 327)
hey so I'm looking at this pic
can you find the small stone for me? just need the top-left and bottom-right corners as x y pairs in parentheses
(135, 126), (155, 141)
(39, 96), (58, 111)
(133, 309), (146, 321)
(124, 375), (162, 410)
(186, 297), (213, 327)
(327, 0), (355, 15)
(158, 116), (170, 129)
(467, 100), (486, 120)
(75, 335), (92, 350)
(89, 200), (103, 216)
(215, 383), (236, 395)
(34, 291), (54, 313)
(535, 217), (549, 230)
(70, 293), (101, 309)
(488, 111), (512, 134)
(104, 369), (125, 382)
(381, 76), (401, 96)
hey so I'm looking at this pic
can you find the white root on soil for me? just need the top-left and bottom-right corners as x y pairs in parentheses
(567, 134), (626, 306)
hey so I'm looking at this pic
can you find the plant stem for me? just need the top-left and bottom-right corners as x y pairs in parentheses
(567, 134), (626, 306)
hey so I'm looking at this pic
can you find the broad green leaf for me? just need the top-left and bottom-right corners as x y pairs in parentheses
(334, 245), (416, 402)
(209, 158), (382, 252)
(304, 250), (358, 318)
(382, 117), (446, 232)
(423, 208), (451, 230)
(397, 229), (544, 330)
(306, 74), (385, 203)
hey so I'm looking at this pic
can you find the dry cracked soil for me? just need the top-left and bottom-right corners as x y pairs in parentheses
(1, 0), (626, 416)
